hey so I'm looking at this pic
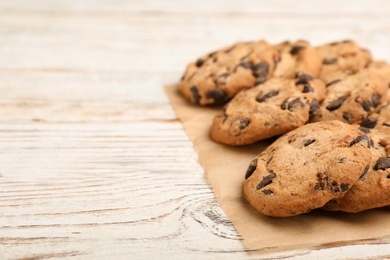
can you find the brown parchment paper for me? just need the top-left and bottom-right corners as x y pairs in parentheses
(165, 84), (390, 251)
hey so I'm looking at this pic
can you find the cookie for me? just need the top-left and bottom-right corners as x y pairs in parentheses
(243, 120), (372, 217)
(322, 128), (390, 212)
(310, 69), (388, 124)
(179, 40), (279, 105)
(316, 40), (372, 81)
(273, 40), (322, 78)
(211, 74), (326, 145)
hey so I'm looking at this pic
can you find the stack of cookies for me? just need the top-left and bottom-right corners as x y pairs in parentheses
(178, 39), (390, 217)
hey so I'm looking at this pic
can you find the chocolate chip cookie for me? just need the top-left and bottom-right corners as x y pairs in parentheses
(211, 74), (326, 145)
(322, 128), (390, 212)
(179, 40), (279, 105)
(273, 40), (322, 78)
(310, 69), (388, 124)
(244, 120), (372, 217)
(316, 40), (372, 81)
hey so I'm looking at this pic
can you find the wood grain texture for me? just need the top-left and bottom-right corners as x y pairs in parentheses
(1, 0), (390, 259)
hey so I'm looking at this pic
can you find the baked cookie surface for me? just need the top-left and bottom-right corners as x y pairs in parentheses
(179, 40), (279, 105)
(273, 40), (322, 78)
(316, 40), (372, 81)
(211, 74), (326, 145)
(322, 128), (390, 212)
(310, 69), (388, 124)
(243, 120), (372, 217)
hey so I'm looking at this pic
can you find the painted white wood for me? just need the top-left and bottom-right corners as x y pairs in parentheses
(1, 1), (390, 258)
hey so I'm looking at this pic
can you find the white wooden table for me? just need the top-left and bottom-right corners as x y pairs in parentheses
(2, 1), (390, 259)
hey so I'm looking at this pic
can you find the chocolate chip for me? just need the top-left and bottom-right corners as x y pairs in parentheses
(371, 93), (381, 107)
(360, 165), (370, 180)
(290, 45), (305, 55)
(349, 134), (371, 148)
(253, 78), (267, 86)
(360, 117), (378, 129)
(281, 98), (289, 110)
(256, 172), (276, 189)
(343, 112), (354, 122)
(304, 139), (316, 147)
(302, 84), (314, 93)
(309, 99), (320, 117)
(326, 96), (347, 111)
(374, 157), (390, 171)
(325, 79), (341, 87)
(338, 157), (347, 163)
(190, 86), (201, 104)
(206, 89), (226, 104)
(387, 174), (390, 178)
(288, 98), (305, 111)
(231, 117), (250, 130)
(362, 100), (373, 112)
(340, 183), (349, 192)
(233, 61), (253, 73)
(359, 127), (371, 133)
(315, 172), (329, 190)
(253, 61), (269, 81)
(323, 57), (338, 65)
(245, 158), (258, 179)
(262, 190), (273, 195)
(383, 122), (390, 127)
(196, 58), (205, 67)
(296, 73), (315, 84)
(256, 90), (279, 102)
(330, 42), (339, 46)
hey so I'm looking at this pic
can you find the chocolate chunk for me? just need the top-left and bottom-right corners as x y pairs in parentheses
(371, 93), (381, 107)
(253, 61), (270, 81)
(262, 190), (273, 195)
(343, 112), (354, 122)
(323, 57), (338, 64)
(190, 86), (201, 104)
(256, 90), (279, 102)
(245, 158), (258, 179)
(290, 45), (305, 55)
(358, 127), (371, 133)
(256, 172), (276, 189)
(360, 117), (378, 129)
(326, 96), (347, 111)
(315, 172), (329, 190)
(303, 139), (316, 147)
(196, 58), (205, 67)
(296, 73), (315, 84)
(302, 84), (314, 93)
(374, 157), (390, 171)
(231, 117), (250, 130)
(309, 99), (320, 117)
(340, 183), (349, 192)
(349, 134), (371, 148)
(360, 165), (370, 180)
(362, 100), (373, 112)
(325, 79), (341, 87)
(288, 98), (305, 111)
(387, 174), (390, 178)
(383, 122), (390, 127)
(233, 61), (253, 72)
(206, 89), (226, 104)
(281, 98), (289, 110)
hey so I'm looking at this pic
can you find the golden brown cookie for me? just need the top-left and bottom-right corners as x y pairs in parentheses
(322, 128), (390, 212)
(179, 40), (279, 105)
(316, 40), (372, 81)
(244, 121), (372, 217)
(310, 69), (388, 124)
(211, 74), (326, 145)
